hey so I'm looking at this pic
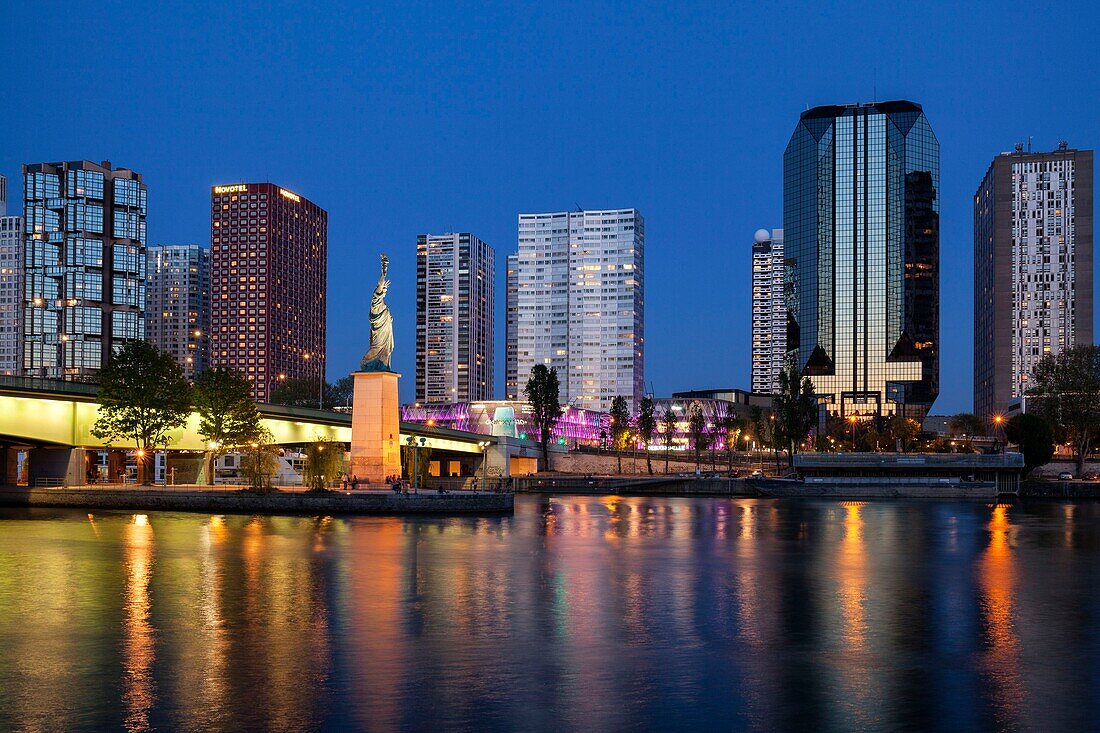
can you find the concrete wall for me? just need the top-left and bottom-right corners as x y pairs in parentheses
(27, 447), (85, 486)
(0, 487), (513, 515)
(548, 450), (749, 475)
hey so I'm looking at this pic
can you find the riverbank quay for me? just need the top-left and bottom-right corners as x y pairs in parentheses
(1021, 480), (1100, 499)
(515, 475), (753, 496)
(0, 485), (514, 515)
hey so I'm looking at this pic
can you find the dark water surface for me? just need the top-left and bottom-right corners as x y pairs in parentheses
(2, 496), (1100, 732)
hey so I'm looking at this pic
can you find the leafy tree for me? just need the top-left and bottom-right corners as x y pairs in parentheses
(686, 402), (710, 469)
(661, 405), (677, 474)
(948, 413), (986, 450)
(1028, 345), (1100, 475)
(1004, 413), (1055, 477)
(192, 367), (264, 484)
(888, 416), (921, 453)
(302, 437), (347, 491)
(637, 396), (657, 475)
(239, 428), (279, 491)
(523, 365), (563, 471)
(773, 364), (818, 466)
(92, 341), (192, 485)
(328, 375), (355, 409)
(609, 396), (631, 474)
(720, 412), (743, 472)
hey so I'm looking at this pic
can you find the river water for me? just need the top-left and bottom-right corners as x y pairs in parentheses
(1, 496), (1098, 732)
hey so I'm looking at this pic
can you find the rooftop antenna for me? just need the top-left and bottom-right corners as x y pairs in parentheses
(1027, 136), (1033, 153)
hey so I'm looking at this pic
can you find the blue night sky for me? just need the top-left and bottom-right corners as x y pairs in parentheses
(3, 1), (1098, 413)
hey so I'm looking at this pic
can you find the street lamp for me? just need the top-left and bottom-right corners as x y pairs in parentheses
(303, 352), (323, 409)
(847, 414), (859, 452)
(478, 440), (491, 490)
(993, 414), (1005, 454)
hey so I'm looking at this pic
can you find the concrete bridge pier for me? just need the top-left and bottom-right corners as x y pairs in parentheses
(1, 447), (21, 485)
(28, 447), (87, 486)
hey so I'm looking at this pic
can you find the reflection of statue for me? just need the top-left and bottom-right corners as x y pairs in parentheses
(361, 254), (394, 371)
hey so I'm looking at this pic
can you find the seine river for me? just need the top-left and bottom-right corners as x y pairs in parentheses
(1, 496), (1099, 732)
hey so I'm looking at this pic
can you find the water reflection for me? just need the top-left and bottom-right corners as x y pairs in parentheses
(0, 498), (1099, 731)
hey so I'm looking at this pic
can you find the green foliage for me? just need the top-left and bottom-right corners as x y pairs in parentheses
(302, 437), (347, 491)
(888, 416), (921, 452)
(686, 401), (710, 467)
(270, 377), (349, 410)
(239, 431), (280, 491)
(609, 395), (631, 474)
(1028, 345), (1100, 474)
(948, 413), (986, 439)
(193, 367), (263, 482)
(1005, 413), (1055, 477)
(661, 405), (677, 474)
(637, 396), (657, 475)
(524, 365), (563, 471)
(92, 341), (192, 485)
(773, 365), (818, 464)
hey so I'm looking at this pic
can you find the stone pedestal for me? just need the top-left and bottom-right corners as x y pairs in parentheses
(349, 371), (402, 483)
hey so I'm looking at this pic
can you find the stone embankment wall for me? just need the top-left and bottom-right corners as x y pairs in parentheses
(549, 451), (757, 476)
(0, 487), (513, 515)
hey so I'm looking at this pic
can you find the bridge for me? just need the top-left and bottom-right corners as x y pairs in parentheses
(0, 377), (540, 485)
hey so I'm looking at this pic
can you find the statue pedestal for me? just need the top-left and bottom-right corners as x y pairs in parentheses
(349, 371), (401, 483)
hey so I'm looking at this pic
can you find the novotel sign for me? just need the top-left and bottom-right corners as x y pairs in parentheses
(279, 188), (301, 203)
(213, 184), (248, 194)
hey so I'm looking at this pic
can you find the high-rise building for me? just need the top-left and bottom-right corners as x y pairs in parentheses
(210, 183), (327, 402)
(0, 175), (25, 376)
(508, 208), (644, 412)
(784, 101), (939, 420)
(751, 228), (787, 394)
(146, 244), (211, 380)
(974, 143), (1093, 418)
(22, 160), (147, 378)
(505, 253), (519, 400)
(415, 232), (495, 403)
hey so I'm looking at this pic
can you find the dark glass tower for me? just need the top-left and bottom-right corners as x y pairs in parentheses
(784, 101), (939, 420)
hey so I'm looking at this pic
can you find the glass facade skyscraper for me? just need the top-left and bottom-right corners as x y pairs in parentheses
(784, 101), (939, 420)
(22, 160), (147, 379)
(0, 175), (24, 376)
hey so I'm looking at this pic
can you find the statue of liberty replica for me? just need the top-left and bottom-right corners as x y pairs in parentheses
(361, 253), (394, 371)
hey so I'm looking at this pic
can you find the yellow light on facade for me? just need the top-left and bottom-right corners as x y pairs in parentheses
(279, 188), (301, 203)
(213, 184), (248, 194)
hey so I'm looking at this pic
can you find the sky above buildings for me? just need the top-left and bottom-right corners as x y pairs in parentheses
(3, 1), (1098, 413)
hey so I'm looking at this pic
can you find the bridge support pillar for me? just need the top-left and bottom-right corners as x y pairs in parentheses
(1, 447), (20, 486)
(350, 371), (401, 483)
(27, 447), (86, 487)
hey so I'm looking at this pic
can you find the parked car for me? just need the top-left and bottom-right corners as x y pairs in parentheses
(749, 469), (765, 479)
(1082, 471), (1099, 481)
(1058, 471), (1074, 481)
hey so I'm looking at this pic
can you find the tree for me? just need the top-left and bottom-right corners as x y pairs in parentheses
(609, 396), (631, 474)
(720, 412), (743, 472)
(948, 413), (986, 450)
(240, 428), (279, 491)
(328, 375), (355, 409)
(92, 341), (192, 485)
(302, 436), (347, 491)
(887, 416), (921, 453)
(524, 365), (563, 471)
(1004, 413), (1055, 477)
(773, 365), (818, 466)
(1028, 345), (1100, 475)
(637, 396), (657, 475)
(661, 406), (677, 474)
(192, 367), (264, 484)
(686, 402), (710, 470)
